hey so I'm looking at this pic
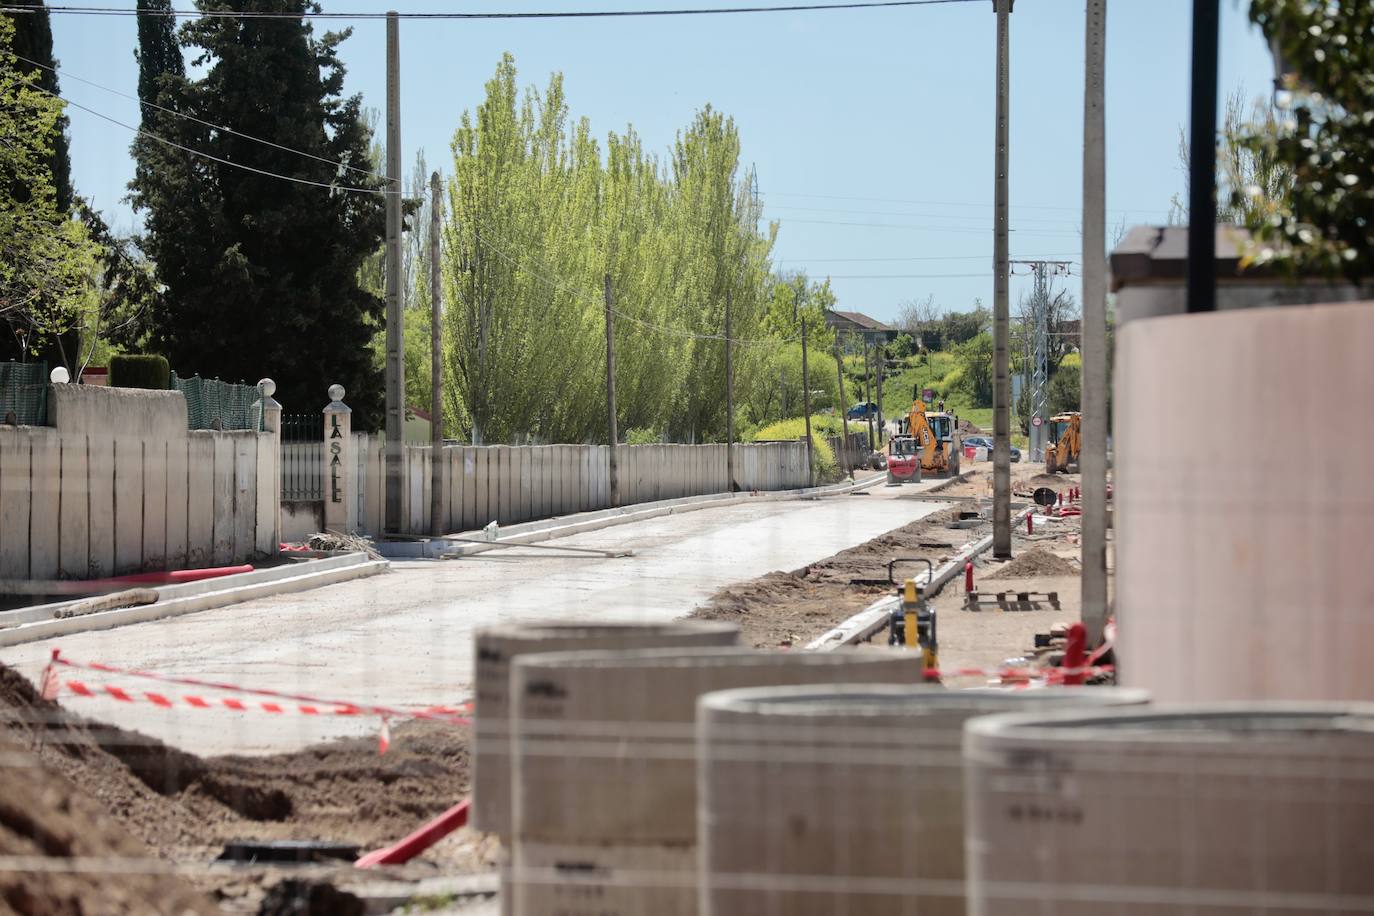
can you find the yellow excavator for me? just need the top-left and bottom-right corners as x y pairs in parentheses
(1045, 411), (1081, 474)
(899, 400), (961, 477)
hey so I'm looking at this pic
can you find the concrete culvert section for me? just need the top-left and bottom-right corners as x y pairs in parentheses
(509, 647), (924, 915)
(697, 685), (1148, 916)
(470, 620), (739, 839)
(964, 705), (1374, 915)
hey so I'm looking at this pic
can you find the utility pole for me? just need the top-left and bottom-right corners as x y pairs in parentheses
(801, 316), (814, 488)
(429, 171), (443, 538)
(1082, 0), (1109, 645)
(834, 332), (852, 479)
(863, 341), (875, 452)
(875, 337), (885, 448)
(383, 11), (403, 535)
(725, 289), (735, 492)
(1011, 259), (1073, 461)
(992, 0), (1013, 558)
(604, 274), (620, 508)
(1187, 0), (1219, 313)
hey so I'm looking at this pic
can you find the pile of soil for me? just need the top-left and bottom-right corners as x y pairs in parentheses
(0, 664), (486, 912)
(987, 547), (1079, 579)
(691, 505), (969, 647)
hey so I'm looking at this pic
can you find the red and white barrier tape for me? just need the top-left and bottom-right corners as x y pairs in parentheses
(39, 649), (471, 755)
(923, 663), (1114, 684)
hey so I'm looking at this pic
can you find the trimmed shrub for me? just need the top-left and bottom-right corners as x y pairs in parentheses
(109, 354), (171, 390)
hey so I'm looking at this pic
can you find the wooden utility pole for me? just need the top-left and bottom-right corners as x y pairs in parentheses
(801, 317), (814, 488)
(383, 11), (403, 535)
(1082, 0), (1108, 644)
(834, 332), (852, 479)
(429, 171), (443, 538)
(725, 289), (735, 493)
(604, 274), (620, 508)
(992, 0), (1013, 558)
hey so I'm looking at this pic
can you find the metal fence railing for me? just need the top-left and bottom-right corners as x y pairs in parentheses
(0, 361), (48, 426)
(281, 413), (324, 501)
(171, 372), (263, 431)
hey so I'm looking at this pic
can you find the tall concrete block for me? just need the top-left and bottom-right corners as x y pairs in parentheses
(596, 446), (609, 509)
(477, 447), (493, 527)
(57, 436), (89, 579)
(210, 435), (234, 566)
(365, 433), (384, 535)
(141, 439), (168, 571)
(445, 447), (458, 533)
(113, 439), (144, 575)
(548, 446), (563, 516)
(165, 440), (189, 569)
(185, 436), (214, 568)
(516, 447), (532, 523)
(458, 447), (474, 531)
(495, 446), (512, 523)
(256, 432), (278, 556)
(0, 433), (32, 580)
(232, 435), (255, 560)
(28, 432), (59, 581)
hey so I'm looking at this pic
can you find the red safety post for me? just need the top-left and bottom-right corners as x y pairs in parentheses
(964, 561), (974, 594)
(1062, 623), (1087, 686)
(1026, 513), (1033, 535)
(1058, 492), (1064, 507)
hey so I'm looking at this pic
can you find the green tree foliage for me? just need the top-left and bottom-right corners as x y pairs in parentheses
(746, 341), (839, 428)
(1048, 363), (1081, 415)
(953, 332), (994, 408)
(2, 0), (69, 212)
(129, 0), (386, 423)
(1169, 89), (1292, 227)
(0, 16), (96, 362)
(444, 56), (775, 444)
(135, 0), (182, 120)
(1241, 0), (1374, 280)
(939, 304), (990, 347)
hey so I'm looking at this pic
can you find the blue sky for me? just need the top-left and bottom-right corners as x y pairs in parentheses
(54, 0), (1274, 324)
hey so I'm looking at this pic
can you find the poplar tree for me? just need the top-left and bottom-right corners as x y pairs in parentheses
(130, 0), (386, 422)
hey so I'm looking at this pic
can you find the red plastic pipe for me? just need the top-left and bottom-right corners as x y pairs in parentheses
(355, 798), (471, 868)
(92, 566), (254, 588)
(1026, 514), (1033, 535)
(964, 562), (974, 593)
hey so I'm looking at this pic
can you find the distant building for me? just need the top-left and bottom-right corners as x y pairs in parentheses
(824, 310), (898, 343)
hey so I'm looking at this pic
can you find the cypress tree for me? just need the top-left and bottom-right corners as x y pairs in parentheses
(130, 0), (386, 423)
(134, 0), (182, 120)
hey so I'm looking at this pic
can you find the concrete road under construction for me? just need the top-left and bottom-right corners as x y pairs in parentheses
(4, 481), (954, 755)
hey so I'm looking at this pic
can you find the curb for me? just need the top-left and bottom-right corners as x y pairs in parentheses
(805, 503), (1036, 651)
(379, 473), (891, 560)
(0, 553), (388, 647)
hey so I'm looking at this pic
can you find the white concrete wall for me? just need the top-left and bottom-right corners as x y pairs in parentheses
(0, 394), (278, 580)
(365, 441), (812, 536)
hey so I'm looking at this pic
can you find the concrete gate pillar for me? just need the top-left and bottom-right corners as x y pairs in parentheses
(253, 378), (283, 554)
(323, 384), (353, 533)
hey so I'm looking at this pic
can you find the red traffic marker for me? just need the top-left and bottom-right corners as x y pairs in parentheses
(1026, 514), (1034, 535)
(964, 561), (974, 593)
(1063, 623), (1087, 686)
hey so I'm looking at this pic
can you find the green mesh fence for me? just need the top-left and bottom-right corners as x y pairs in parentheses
(0, 361), (48, 426)
(171, 372), (264, 431)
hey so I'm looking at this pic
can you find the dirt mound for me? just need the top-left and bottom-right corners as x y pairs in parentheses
(0, 662), (486, 910)
(987, 547), (1079, 579)
(0, 670), (217, 913)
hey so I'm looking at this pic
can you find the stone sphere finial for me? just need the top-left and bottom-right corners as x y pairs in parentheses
(258, 378), (276, 398)
(50, 367), (71, 384)
(328, 384), (346, 403)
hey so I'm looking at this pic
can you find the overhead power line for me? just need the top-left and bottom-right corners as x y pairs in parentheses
(5, 0), (982, 20)
(10, 52), (384, 180)
(36, 85), (397, 196)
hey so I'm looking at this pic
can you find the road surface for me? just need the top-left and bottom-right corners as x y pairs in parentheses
(4, 482), (952, 755)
